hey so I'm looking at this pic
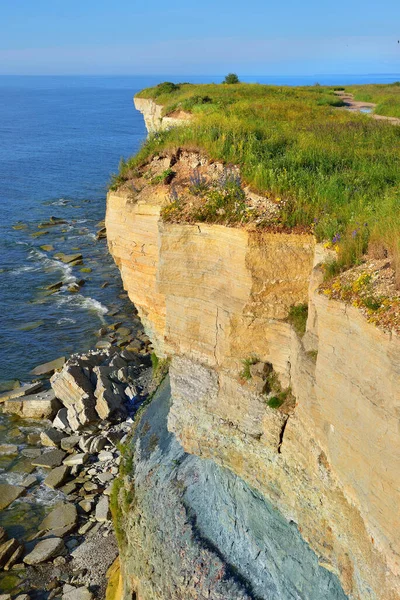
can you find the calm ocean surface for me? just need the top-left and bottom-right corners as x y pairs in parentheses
(1, 73), (400, 384)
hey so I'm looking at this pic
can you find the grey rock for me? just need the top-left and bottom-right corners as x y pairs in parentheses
(51, 362), (98, 430)
(30, 357), (65, 376)
(63, 452), (89, 466)
(39, 502), (78, 537)
(3, 389), (60, 419)
(53, 555), (66, 566)
(98, 451), (113, 462)
(31, 448), (66, 469)
(0, 382), (42, 404)
(24, 537), (65, 565)
(15, 595), (31, 600)
(61, 435), (80, 452)
(97, 473), (114, 484)
(0, 484), (25, 510)
(44, 465), (70, 489)
(21, 448), (42, 458)
(0, 527), (6, 544)
(60, 482), (77, 495)
(0, 595), (12, 600)
(0, 444), (18, 455)
(78, 500), (92, 513)
(78, 434), (107, 454)
(62, 586), (93, 600)
(41, 428), (65, 447)
(95, 496), (110, 522)
(92, 366), (125, 420)
(21, 474), (37, 489)
(53, 407), (70, 430)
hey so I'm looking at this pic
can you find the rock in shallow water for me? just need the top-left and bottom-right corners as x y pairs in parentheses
(3, 389), (60, 419)
(0, 484), (25, 510)
(31, 448), (66, 469)
(44, 465), (70, 489)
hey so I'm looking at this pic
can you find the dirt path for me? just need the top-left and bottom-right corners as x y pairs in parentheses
(334, 91), (400, 125)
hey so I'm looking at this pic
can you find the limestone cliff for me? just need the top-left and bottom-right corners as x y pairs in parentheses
(134, 97), (191, 133)
(106, 101), (400, 600)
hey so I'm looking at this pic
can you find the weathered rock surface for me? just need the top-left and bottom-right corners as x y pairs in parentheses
(40, 428), (65, 447)
(3, 389), (60, 419)
(0, 483), (25, 510)
(106, 172), (400, 599)
(134, 97), (192, 133)
(117, 378), (347, 600)
(23, 537), (65, 565)
(0, 382), (42, 403)
(44, 465), (70, 489)
(39, 502), (77, 537)
(31, 449), (66, 469)
(30, 356), (65, 376)
(0, 538), (20, 568)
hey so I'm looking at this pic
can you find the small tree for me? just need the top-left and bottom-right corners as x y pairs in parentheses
(223, 73), (239, 84)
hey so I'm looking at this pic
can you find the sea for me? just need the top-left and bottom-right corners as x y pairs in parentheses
(0, 72), (399, 593)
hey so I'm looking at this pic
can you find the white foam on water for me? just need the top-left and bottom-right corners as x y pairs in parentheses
(57, 317), (76, 325)
(55, 293), (108, 321)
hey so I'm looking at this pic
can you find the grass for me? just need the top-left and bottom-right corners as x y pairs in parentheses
(115, 82), (400, 275)
(287, 304), (308, 336)
(348, 82), (400, 119)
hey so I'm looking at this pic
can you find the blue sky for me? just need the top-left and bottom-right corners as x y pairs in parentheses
(1, 0), (400, 75)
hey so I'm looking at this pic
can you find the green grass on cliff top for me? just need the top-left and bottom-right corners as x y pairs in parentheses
(117, 82), (400, 270)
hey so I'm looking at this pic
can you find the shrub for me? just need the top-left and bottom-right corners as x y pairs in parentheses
(240, 356), (258, 380)
(154, 81), (180, 96)
(287, 304), (308, 336)
(223, 73), (240, 84)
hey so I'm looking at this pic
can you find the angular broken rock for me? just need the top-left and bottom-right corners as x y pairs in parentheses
(0, 382), (42, 404)
(44, 465), (70, 489)
(40, 428), (65, 447)
(95, 496), (110, 522)
(0, 484), (25, 510)
(78, 434), (107, 454)
(3, 543), (23, 570)
(93, 366), (126, 420)
(51, 363), (98, 430)
(0, 538), (20, 568)
(53, 407), (70, 430)
(62, 586), (93, 600)
(31, 449), (66, 469)
(60, 434), (80, 451)
(23, 537), (65, 565)
(30, 356), (65, 377)
(3, 389), (60, 419)
(63, 452), (88, 466)
(39, 502), (77, 537)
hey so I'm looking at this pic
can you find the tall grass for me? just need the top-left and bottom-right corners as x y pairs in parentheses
(116, 83), (400, 269)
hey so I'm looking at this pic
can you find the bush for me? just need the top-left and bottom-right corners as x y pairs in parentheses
(287, 304), (308, 336)
(154, 82), (180, 96)
(223, 73), (240, 84)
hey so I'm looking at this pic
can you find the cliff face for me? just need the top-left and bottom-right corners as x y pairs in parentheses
(106, 99), (400, 600)
(134, 97), (191, 132)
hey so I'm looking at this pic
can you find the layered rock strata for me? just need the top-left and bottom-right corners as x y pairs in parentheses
(106, 107), (400, 599)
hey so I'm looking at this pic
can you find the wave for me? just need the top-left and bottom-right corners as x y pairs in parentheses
(55, 293), (108, 320)
(57, 317), (76, 326)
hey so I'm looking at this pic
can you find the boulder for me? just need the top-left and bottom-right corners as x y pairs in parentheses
(31, 357), (65, 377)
(40, 428), (65, 447)
(44, 465), (70, 489)
(0, 484), (25, 510)
(53, 407), (70, 430)
(60, 435), (80, 451)
(63, 453), (88, 466)
(62, 586), (93, 600)
(78, 434), (107, 454)
(0, 527), (7, 544)
(0, 444), (18, 455)
(31, 449), (66, 469)
(95, 496), (110, 522)
(3, 389), (60, 419)
(23, 537), (65, 565)
(0, 382), (42, 404)
(93, 366), (126, 420)
(51, 363), (97, 430)
(39, 502), (77, 537)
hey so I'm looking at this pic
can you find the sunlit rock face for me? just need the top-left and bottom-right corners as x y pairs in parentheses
(107, 145), (400, 600)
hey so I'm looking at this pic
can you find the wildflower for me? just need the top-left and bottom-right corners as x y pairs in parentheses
(332, 233), (341, 244)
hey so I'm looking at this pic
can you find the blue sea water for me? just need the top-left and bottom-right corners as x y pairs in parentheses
(1, 73), (400, 384)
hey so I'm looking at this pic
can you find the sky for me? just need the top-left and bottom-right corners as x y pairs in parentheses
(0, 0), (400, 75)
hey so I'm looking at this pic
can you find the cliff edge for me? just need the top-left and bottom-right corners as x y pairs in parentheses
(105, 96), (400, 600)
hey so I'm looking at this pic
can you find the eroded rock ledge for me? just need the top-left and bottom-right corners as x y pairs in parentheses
(106, 120), (400, 599)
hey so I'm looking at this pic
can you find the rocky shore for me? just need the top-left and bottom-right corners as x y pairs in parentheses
(0, 326), (154, 599)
